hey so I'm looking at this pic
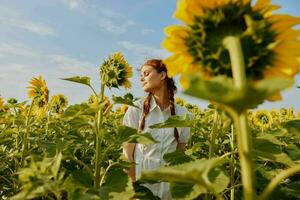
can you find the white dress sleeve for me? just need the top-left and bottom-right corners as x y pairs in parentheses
(123, 105), (140, 130)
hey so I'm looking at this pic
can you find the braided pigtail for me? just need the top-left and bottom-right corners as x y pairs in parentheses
(166, 78), (179, 144)
(139, 93), (152, 131)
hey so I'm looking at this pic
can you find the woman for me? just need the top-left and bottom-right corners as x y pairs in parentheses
(122, 59), (191, 199)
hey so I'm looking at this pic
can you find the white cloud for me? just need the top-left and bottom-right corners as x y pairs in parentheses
(0, 42), (97, 103)
(58, 0), (86, 9)
(47, 54), (94, 71)
(119, 40), (170, 59)
(0, 5), (55, 36)
(141, 28), (155, 34)
(98, 19), (135, 34)
(0, 43), (37, 58)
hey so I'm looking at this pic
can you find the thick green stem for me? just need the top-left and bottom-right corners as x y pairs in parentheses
(223, 36), (255, 200)
(258, 165), (300, 200)
(209, 110), (219, 159)
(21, 99), (35, 167)
(94, 83), (105, 188)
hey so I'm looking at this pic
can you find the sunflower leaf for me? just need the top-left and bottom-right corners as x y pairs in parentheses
(112, 93), (140, 109)
(140, 157), (229, 198)
(61, 76), (91, 87)
(282, 120), (300, 140)
(184, 75), (293, 113)
(149, 114), (195, 128)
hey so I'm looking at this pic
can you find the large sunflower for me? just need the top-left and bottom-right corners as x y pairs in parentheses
(163, 0), (300, 93)
(27, 75), (49, 105)
(100, 52), (133, 89)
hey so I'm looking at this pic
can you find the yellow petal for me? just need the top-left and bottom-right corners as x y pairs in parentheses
(179, 74), (190, 89)
(162, 37), (188, 53)
(174, 0), (194, 24)
(269, 15), (300, 33)
(164, 25), (189, 38)
(253, 0), (271, 11)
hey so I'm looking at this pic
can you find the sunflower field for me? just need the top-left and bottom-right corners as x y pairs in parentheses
(1, 0), (300, 199)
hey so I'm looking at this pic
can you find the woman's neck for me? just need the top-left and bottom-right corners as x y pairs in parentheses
(152, 84), (170, 110)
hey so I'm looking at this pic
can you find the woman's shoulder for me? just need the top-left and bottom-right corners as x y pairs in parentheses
(125, 97), (144, 114)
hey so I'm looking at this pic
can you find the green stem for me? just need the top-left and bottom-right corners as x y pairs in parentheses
(99, 161), (118, 187)
(89, 85), (98, 96)
(94, 83), (105, 188)
(21, 99), (35, 167)
(223, 36), (255, 200)
(258, 165), (300, 200)
(45, 108), (50, 135)
(209, 109), (219, 159)
(230, 124), (235, 200)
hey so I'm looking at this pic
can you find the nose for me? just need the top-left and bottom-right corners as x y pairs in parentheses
(140, 75), (144, 82)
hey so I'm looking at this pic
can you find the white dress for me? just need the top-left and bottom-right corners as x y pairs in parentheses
(123, 96), (191, 200)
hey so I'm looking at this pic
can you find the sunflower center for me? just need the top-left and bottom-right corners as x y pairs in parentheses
(186, 2), (277, 79)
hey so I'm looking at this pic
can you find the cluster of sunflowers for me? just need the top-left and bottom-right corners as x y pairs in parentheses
(248, 108), (297, 130)
(26, 76), (69, 118)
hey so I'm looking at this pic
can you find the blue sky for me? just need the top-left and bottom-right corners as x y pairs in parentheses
(0, 0), (299, 111)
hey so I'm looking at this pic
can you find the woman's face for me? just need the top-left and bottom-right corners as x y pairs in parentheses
(140, 65), (166, 93)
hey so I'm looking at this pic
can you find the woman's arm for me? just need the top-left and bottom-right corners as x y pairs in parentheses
(123, 143), (136, 181)
(122, 105), (141, 182)
(177, 143), (187, 151)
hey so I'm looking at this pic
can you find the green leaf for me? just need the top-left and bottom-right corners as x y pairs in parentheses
(112, 93), (140, 109)
(51, 152), (62, 178)
(140, 157), (229, 197)
(61, 76), (91, 87)
(70, 169), (94, 188)
(132, 181), (161, 200)
(283, 120), (300, 140)
(253, 135), (294, 166)
(125, 133), (158, 145)
(149, 114), (195, 128)
(117, 125), (140, 142)
(285, 144), (300, 161)
(63, 103), (94, 117)
(101, 167), (135, 200)
(184, 76), (293, 112)
(281, 181), (300, 198)
(163, 150), (194, 166)
(117, 126), (157, 145)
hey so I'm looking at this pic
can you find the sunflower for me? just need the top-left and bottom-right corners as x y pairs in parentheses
(27, 75), (49, 104)
(279, 107), (294, 121)
(88, 94), (111, 111)
(31, 101), (48, 119)
(114, 104), (129, 117)
(49, 94), (68, 114)
(100, 52), (133, 89)
(163, 0), (300, 95)
(175, 97), (187, 107)
(252, 110), (273, 129)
